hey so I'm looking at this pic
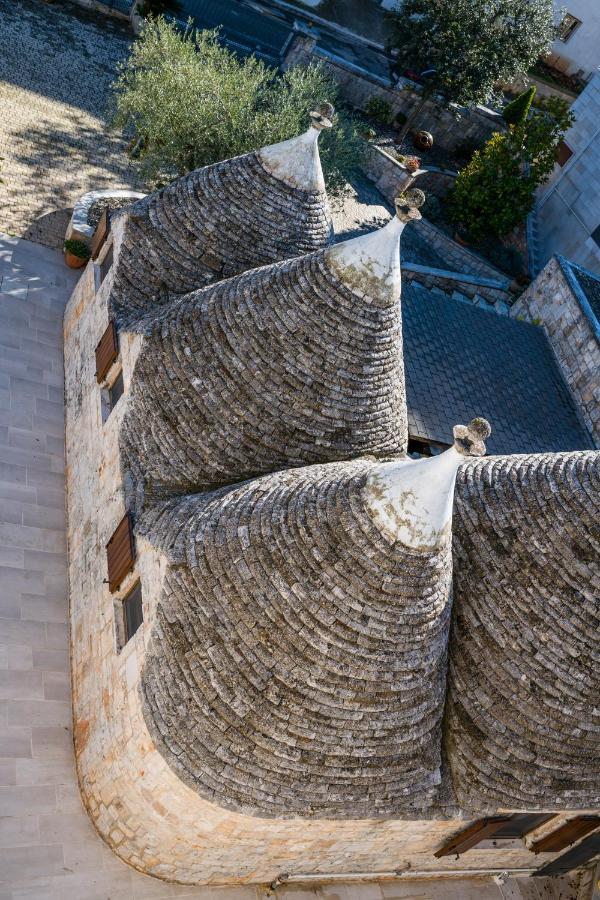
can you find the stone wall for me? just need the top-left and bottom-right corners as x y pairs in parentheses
(511, 256), (599, 446)
(412, 217), (511, 283)
(283, 32), (504, 154)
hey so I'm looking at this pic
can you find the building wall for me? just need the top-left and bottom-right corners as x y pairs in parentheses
(547, 0), (600, 79)
(63, 229), (577, 885)
(536, 72), (600, 275)
(511, 256), (599, 446)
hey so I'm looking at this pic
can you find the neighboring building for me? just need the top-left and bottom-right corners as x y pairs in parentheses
(63, 117), (599, 886)
(546, 0), (600, 81)
(535, 70), (600, 275)
(511, 254), (600, 447)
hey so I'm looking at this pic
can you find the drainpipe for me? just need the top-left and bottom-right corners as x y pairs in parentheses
(270, 868), (537, 888)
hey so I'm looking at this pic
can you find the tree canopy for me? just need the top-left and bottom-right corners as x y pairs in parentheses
(386, 0), (556, 109)
(111, 18), (364, 195)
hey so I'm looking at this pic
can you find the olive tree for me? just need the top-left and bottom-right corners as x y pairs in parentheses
(386, 0), (556, 141)
(111, 18), (364, 195)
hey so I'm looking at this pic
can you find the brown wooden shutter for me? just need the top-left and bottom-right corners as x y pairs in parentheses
(530, 816), (600, 854)
(434, 817), (513, 858)
(91, 207), (110, 261)
(492, 814), (557, 839)
(533, 832), (600, 877)
(95, 321), (118, 383)
(106, 513), (135, 593)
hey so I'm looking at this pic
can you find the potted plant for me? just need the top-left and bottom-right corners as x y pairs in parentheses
(64, 239), (91, 270)
(404, 155), (422, 173)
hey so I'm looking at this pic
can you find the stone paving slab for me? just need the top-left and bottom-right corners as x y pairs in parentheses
(0, 0), (139, 250)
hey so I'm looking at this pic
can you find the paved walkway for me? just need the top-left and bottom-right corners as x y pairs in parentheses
(0, 0), (139, 250)
(0, 233), (586, 900)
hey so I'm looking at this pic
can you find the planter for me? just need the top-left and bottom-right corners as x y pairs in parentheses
(65, 251), (87, 269)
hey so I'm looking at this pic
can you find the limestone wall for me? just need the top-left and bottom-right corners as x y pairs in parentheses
(511, 257), (599, 446)
(64, 239), (566, 885)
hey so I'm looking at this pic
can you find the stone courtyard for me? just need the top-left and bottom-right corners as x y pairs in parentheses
(0, 0), (139, 249)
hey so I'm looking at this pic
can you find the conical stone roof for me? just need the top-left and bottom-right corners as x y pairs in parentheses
(138, 421), (488, 818)
(108, 109), (333, 326)
(120, 192), (425, 506)
(448, 449), (600, 811)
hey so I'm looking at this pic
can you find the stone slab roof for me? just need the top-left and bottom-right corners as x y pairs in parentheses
(402, 282), (592, 454)
(139, 457), (454, 819)
(449, 450), (600, 811)
(120, 216), (409, 505)
(109, 130), (332, 326)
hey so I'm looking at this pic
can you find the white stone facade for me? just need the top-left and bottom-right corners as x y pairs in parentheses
(536, 71), (600, 275)
(547, 0), (600, 79)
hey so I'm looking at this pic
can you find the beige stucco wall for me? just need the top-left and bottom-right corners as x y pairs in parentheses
(63, 239), (582, 885)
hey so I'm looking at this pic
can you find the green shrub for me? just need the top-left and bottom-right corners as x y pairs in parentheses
(448, 97), (574, 239)
(503, 86), (536, 125)
(111, 18), (365, 196)
(64, 239), (91, 260)
(365, 95), (392, 124)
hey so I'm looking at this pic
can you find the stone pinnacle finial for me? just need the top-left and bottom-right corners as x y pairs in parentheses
(309, 102), (335, 131)
(453, 417), (491, 457)
(395, 189), (425, 223)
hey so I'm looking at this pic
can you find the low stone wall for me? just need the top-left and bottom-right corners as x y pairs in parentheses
(284, 32), (505, 154)
(511, 256), (599, 446)
(413, 217), (510, 283)
(403, 265), (512, 312)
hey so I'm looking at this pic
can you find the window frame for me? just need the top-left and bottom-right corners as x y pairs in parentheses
(122, 580), (144, 644)
(557, 13), (582, 42)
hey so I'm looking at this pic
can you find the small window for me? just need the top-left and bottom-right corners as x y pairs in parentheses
(101, 369), (125, 423)
(557, 13), (582, 42)
(556, 140), (573, 167)
(99, 243), (114, 285)
(109, 370), (125, 409)
(591, 222), (600, 248)
(123, 581), (144, 642)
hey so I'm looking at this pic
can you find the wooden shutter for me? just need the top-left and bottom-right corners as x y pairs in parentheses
(91, 207), (110, 261)
(95, 321), (118, 383)
(492, 814), (557, 839)
(533, 832), (600, 877)
(531, 816), (600, 854)
(434, 817), (513, 858)
(106, 513), (135, 593)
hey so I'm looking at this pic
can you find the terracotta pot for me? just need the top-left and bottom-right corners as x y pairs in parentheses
(414, 130), (434, 150)
(64, 251), (87, 269)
